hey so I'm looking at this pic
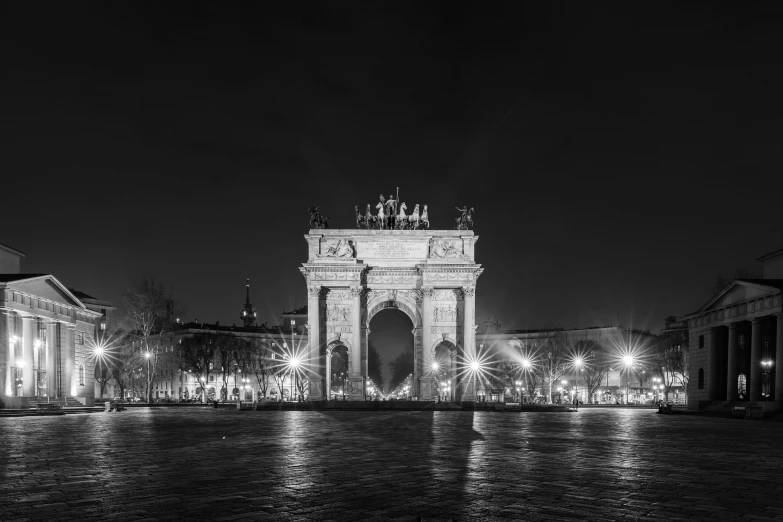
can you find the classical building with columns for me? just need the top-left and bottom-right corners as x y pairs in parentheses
(685, 246), (783, 412)
(1, 243), (103, 408)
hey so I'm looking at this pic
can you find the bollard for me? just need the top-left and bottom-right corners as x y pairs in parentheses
(104, 401), (111, 413)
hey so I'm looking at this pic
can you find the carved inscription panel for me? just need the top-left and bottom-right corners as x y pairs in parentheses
(357, 240), (428, 259)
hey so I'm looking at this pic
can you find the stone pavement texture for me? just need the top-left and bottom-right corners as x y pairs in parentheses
(1, 409), (782, 521)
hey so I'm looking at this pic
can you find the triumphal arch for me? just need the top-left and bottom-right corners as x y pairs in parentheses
(300, 224), (483, 401)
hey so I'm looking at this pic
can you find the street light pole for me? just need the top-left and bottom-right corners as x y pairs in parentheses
(144, 351), (152, 404)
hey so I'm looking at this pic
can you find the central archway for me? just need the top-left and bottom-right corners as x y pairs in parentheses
(365, 293), (423, 398)
(368, 308), (414, 397)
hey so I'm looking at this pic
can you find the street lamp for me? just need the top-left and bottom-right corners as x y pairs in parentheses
(144, 351), (152, 403)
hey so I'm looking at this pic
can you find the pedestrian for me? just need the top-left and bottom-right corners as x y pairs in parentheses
(573, 395), (579, 411)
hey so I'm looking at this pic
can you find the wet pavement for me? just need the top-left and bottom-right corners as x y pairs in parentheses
(1, 408), (782, 521)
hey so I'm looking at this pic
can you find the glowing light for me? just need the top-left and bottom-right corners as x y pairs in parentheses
(432, 361), (440, 372)
(16, 359), (25, 368)
(521, 359), (531, 369)
(470, 361), (480, 371)
(574, 357), (583, 367)
(622, 355), (634, 367)
(144, 351), (151, 359)
(289, 357), (300, 369)
(94, 347), (104, 356)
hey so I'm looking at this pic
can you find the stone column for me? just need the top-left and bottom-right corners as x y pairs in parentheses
(21, 316), (35, 397)
(726, 323), (738, 401)
(63, 324), (75, 398)
(47, 321), (57, 398)
(461, 286), (477, 401)
(342, 286), (363, 400)
(750, 318), (762, 401)
(419, 287), (436, 400)
(307, 286), (323, 399)
(707, 328), (720, 400)
(325, 350), (332, 400)
(776, 313), (783, 403)
(0, 312), (11, 397)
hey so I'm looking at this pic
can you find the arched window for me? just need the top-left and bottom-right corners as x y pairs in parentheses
(79, 365), (85, 386)
(697, 368), (704, 389)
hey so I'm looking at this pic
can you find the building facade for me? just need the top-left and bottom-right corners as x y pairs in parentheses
(1, 243), (105, 408)
(685, 247), (783, 411)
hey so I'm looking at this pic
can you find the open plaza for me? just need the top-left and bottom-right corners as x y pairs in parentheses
(1, 407), (782, 521)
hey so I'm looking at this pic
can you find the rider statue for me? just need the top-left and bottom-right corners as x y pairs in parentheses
(385, 193), (397, 229)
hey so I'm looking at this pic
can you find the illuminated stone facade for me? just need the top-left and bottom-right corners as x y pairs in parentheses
(0, 275), (103, 407)
(300, 229), (483, 400)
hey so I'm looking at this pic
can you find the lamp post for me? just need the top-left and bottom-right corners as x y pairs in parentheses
(144, 351), (152, 404)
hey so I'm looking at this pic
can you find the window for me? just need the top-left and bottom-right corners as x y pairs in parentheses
(697, 368), (704, 389)
(76, 331), (85, 345)
(698, 335), (704, 349)
(79, 365), (85, 386)
(101, 308), (107, 316)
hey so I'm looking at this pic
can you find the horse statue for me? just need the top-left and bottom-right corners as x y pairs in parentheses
(420, 205), (429, 229)
(355, 206), (364, 228)
(309, 206), (329, 229)
(364, 204), (376, 229)
(375, 195), (386, 230)
(395, 202), (408, 229)
(408, 204), (420, 229)
(454, 206), (474, 230)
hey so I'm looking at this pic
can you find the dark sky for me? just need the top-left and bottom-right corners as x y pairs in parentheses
(3, 2), (783, 371)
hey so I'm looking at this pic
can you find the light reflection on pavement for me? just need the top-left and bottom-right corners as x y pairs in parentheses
(1, 408), (781, 521)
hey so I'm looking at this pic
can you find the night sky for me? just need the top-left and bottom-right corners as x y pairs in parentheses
(3, 2), (783, 371)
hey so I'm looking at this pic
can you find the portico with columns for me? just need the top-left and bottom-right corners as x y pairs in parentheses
(300, 229), (483, 401)
(1, 274), (102, 408)
(685, 270), (783, 411)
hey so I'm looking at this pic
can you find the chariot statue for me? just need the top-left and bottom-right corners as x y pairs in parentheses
(353, 189), (430, 230)
(454, 206), (474, 230)
(309, 206), (329, 229)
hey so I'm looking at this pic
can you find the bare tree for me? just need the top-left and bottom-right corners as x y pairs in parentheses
(246, 339), (273, 399)
(120, 278), (178, 404)
(537, 332), (570, 404)
(651, 335), (687, 402)
(214, 334), (240, 401)
(576, 340), (611, 404)
(273, 371), (288, 401)
(179, 333), (218, 403)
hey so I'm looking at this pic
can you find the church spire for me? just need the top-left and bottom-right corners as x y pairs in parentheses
(241, 278), (257, 327)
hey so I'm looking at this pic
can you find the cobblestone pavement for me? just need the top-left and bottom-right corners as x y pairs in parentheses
(1, 409), (782, 521)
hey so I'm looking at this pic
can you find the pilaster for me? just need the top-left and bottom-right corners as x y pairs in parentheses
(461, 286), (477, 401)
(419, 287), (436, 400)
(350, 286), (362, 379)
(307, 286), (323, 399)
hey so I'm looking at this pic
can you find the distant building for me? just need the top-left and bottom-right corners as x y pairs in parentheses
(0, 242), (105, 408)
(240, 279), (257, 328)
(684, 246), (783, 411)
(69, 288), (115, 333)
